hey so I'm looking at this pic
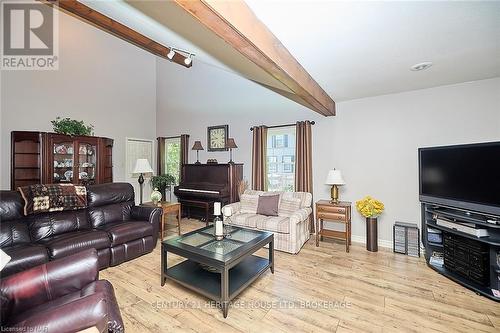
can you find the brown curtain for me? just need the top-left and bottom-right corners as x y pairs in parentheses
(180, 134), (190, 165)
(157, 137), (166, 175)
(251, 126), (268, 191)
(295, 121), (314, 232)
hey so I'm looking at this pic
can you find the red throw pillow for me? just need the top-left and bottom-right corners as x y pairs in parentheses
(256, 194), (280, 216)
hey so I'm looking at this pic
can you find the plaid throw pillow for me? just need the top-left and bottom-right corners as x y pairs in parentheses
(18, 184), (87, 216)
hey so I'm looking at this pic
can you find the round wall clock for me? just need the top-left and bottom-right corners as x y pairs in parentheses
(207, 125), (229, 151)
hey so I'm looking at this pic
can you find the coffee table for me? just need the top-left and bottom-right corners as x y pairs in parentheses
(161, 225), (274, 318)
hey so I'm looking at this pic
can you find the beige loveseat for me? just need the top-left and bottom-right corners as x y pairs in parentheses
(222, 190), (312, 254)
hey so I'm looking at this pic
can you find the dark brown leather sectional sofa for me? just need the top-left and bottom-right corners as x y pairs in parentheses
(0, 182), (162, 277)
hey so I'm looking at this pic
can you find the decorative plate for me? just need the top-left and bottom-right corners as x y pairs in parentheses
(64, 170), (73, 180)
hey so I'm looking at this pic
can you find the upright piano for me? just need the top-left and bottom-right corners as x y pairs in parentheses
(174, 163), (243, 221)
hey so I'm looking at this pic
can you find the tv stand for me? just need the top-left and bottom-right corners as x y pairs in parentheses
(421, 202), (500, 302)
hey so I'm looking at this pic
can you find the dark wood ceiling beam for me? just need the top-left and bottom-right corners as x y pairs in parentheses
(171, 0), (335, 116)
(43, 0), (191, 68)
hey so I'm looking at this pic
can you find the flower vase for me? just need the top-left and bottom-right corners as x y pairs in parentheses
(366, 217), (378, 252)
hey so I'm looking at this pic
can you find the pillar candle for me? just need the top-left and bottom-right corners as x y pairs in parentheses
(215, 218), (223, 237)
(223, 206), (232, 217)
(214, 202), (221, 216)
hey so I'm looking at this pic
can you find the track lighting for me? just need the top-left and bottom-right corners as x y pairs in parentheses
(167, 47), (194, 67)
(167, 49), (175, 60)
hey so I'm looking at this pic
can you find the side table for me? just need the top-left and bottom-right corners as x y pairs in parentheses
(315, 200), (352, 252)
(142, 201), (181, 239)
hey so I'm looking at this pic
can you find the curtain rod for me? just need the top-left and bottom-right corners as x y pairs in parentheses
(158, 135), (182, 139)
(249, 121), (315, 131)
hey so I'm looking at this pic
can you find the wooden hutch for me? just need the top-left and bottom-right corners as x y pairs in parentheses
(11, 131), (113, 190)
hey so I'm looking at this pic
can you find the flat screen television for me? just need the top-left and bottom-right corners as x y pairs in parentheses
(419, 141), (500, 216)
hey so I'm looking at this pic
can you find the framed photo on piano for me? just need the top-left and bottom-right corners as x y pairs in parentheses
(207, 125), (229, 152)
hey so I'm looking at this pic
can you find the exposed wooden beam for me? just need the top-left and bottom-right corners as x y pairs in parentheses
(43, 0), (192, 68)
(171, 0), (335, 116)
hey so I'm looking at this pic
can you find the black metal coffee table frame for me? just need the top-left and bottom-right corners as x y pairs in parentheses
(161, 226), (274, 318)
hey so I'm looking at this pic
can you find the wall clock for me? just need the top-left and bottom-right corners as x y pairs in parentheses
(207, 125), (228, 151)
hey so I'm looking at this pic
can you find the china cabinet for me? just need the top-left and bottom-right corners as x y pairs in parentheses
(11, 131), (113, 189)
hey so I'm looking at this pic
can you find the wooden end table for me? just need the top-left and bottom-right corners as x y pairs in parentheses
(315, 200), (352, 252)
(142, 201), (181, 239)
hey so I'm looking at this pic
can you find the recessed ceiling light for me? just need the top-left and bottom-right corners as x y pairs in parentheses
(410, 62), (433, 71)
(184, 55), (192, 66)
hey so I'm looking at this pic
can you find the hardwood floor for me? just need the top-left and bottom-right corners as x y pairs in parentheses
(100, 219), (500, 333)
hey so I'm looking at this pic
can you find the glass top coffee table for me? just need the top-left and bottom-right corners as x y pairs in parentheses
(161, 225), (274, 318)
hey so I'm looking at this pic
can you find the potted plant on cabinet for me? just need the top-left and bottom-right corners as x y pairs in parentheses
(150, 174), (176, 202)
(356, 196), (385, 252)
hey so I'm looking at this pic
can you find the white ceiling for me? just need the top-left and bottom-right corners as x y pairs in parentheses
(245, 0), (500, 101)
(81, 0), (500, 107)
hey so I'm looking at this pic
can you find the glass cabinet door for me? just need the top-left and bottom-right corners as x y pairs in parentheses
(77, 141), (97, 185)
(52, 141), (74, 183)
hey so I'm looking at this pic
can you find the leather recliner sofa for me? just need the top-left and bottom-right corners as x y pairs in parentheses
(0, 249), (124, 332)
(0, 183), (162, 277)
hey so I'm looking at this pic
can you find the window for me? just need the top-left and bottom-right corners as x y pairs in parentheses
(266, 126), (296, 192)
(165, 137), (181, 184)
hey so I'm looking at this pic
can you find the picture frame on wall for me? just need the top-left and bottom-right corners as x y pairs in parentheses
(207, 125), (229, 151)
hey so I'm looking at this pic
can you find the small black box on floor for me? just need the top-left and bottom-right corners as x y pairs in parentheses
(393, 222), (420, 257)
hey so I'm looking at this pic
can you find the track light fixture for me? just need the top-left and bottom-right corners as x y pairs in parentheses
(167, 47), (194, 67)
(167, 49), (175, 60)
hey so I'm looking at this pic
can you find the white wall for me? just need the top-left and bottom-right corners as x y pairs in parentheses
(157, 59), (500, 245)
(0, 12), (157, 192)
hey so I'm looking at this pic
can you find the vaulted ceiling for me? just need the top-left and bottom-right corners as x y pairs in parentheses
(77, 1), (499, 113)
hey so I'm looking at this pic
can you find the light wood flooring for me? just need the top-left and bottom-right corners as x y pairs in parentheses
(100, 219), (500, 333)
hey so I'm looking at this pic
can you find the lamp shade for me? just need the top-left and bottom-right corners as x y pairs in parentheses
(0, 248), (11, 271)
(133, 158), (153, 174)
(225, 138), (238, 149)
(325, 169), (345, 185)
(192, 141), (204, 151)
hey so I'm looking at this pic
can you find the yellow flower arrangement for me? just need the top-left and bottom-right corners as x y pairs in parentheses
(356, 196), (385, 218)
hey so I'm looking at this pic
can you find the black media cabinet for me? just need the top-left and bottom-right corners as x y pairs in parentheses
(421, 202), (500, 302)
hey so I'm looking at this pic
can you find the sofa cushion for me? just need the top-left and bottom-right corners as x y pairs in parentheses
(87, 183), (134, 207)
(256, 216), (290, 234)
(240, 194), (259, 213)
(87, 202), (134, 228)
(257, 194), (280, 216)
(0, 220), (31, 247)
(28, 210), (90, 242)
(0, 191), (24, 221)
(281, 192), (312, 208)
(2, 244), (49, 277)
(230, 213), (266, 228)
(39, 230), (111, 259)
(278, 198), (302, 217)
(97, 221), (153, 246)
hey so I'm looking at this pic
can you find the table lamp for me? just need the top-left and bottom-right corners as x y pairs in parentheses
(225, 138), (238, 164)
(133, 158), (153, 204)
(192, 141), (204, 164)
(325, 169), (345, 203)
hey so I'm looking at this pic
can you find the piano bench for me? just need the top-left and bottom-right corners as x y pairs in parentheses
(179, 199), (211, 225)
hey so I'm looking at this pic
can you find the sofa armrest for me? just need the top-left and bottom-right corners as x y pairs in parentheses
(0, 249), (99, 317)
(289, 207), (312, 225)
(222, 202), (241, 222)
(9, 292), (109, 333)
(131, 206), (162, 235)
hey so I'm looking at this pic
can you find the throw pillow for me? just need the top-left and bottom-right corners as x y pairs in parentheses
(240, 193), (259, 213)
(278, 197), (302, 217)
(256, 194), (280, 216)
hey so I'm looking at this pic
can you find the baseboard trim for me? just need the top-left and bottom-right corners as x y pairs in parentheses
(350, 235), (393, 249)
